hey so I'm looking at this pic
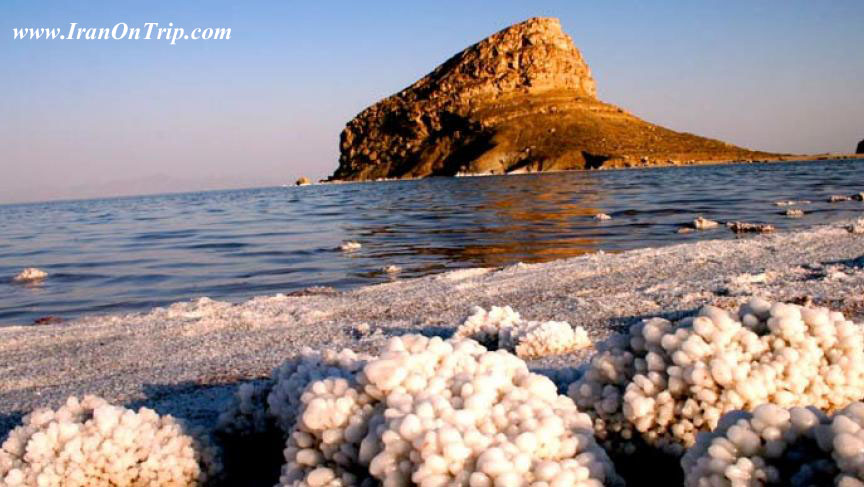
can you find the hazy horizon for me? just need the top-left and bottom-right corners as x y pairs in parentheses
(2, 1), (863, 204)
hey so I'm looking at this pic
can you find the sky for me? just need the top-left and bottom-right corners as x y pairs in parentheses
(1, 1), (862, 204)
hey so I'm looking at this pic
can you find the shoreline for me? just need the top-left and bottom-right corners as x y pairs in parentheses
(1, 217), (863, 437)
(325, 154), (864, 183)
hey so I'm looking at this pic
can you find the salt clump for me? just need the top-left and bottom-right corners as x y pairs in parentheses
(455, 306), (592, 359)
(595, 213), (612, 221)
(277, 335), (622, 487)
(682, 402), (864, 486)
(11, 268), (47, 283)
(340, 241), (362, 252)
(568, 299), (864, 455)
(829, 195), (853, 203)
(0, 395), (220, 487)
(785, 208), (804, 217)
(693, 217), (719, 230)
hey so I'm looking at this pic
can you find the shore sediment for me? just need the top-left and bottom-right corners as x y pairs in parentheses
(1, 218), (863, 437)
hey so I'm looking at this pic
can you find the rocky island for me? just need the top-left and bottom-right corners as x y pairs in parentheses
(331, 17), (781, 181)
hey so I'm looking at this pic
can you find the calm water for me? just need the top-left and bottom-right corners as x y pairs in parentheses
(1, 159), (862, 324)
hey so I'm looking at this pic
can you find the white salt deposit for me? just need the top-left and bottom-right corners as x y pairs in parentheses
(785, 208), (805, 217)
(11, 268), (47, 283)
(340, 241), (362, 252)
(276, 335), (622, 487)
(383, 265), (401, 274)
(454, 306), (591, 359)
(0, 395), (220, 487)
(693, 217), (719, 230)
(568, 299), (864, 455)
(682, 402), (864, 486)
(595, 213), (612, 221)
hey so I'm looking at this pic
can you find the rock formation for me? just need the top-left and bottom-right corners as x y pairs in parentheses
(857, 138), (864, 154)
(331, 17), (779, 181)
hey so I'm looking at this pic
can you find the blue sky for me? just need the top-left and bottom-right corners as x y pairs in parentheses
(1, 1), (862, 203)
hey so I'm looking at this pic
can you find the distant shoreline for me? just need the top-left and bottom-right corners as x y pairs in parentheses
(323, 154), (864, 184)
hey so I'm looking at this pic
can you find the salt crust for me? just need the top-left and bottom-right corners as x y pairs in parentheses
(454, 306), (591, 359)
(0, 395), (220, 487)
(682, 402), (864, 486)
(569, 299), (864, 456)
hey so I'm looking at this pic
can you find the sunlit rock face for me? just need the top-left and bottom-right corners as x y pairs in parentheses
(332, 17), (774, 181)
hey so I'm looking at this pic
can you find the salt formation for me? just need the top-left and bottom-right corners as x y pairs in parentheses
(785, 208), (804, 217)
(682, 402), (864, 486)
(340, 241), (362, 252)
(595, 213), (612, 221)
(568, 299), (864, 455)
(11, 268), (47, 283)
(455, 306), (591, 359)
(693, 217), (719, 230)
(773, 200), (809, 207)
(277, 335), (622, 487)
(0, 395), (220, 487)
(383, 265), (402, 274)
(727, 222), (775, 234)
(829, 195), (853, 203)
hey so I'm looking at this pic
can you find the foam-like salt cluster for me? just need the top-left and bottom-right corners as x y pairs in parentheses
(11, 268), (47, 283)
(340, 241), (362, 252)
(278, 335), (622, 487)
(682, 402), (864, 486)
(218, 348), (371, 437)
(454, 306), (591, 359)
(0, 395), (220, 487)
(568, 299), (864, 455)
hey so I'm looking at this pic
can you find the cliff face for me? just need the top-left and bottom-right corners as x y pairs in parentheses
(331, 17), (777, 181)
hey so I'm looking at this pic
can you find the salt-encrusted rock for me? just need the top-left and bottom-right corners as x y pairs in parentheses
(568, 299), (864, 456)
(829, 195), (853, 203)
(383, 265), (401, 274)
(693, 217), (719, 230)
(682, 402), (864, 486)
(785, 208), (804, 218)
(339, 241), (362, 252)
(455, 306), (591, 359)
(727, 222), (775, 234)
(848, 220), (864, 234)
(331, 18), (776, 181)
(595, 213), (612, 221)
(11, 268), (47, 283)
(296, 177), (311, 186)
(853, 192), (864, 202)
(0, 395), (220, 487)
(277, 335), (622, 487)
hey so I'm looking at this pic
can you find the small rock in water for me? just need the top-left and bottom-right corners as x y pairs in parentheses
(693, 216), (719, 229)
(785, 208), (804, 218)
(677, 227), (695, 234)
(295, 176), (311, 186)
(384, 265), (401, 274)
(853, 192), (864, 201)
(33, 316), (63, 325)
(340, 241), (362, 252)
(727, 221), (775, 233)
(12, 267), (48, 283)
(829, 195), (853, 202)
(594, 213), (612, 221)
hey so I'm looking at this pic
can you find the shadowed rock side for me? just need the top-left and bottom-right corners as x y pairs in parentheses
(331, 17), (779, 181)
(857, 139), (864, 154)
